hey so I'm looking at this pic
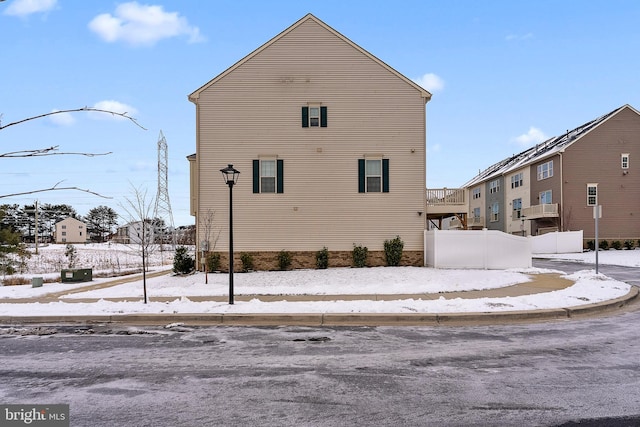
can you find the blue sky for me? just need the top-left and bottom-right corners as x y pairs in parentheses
(2, 0), (639, 227)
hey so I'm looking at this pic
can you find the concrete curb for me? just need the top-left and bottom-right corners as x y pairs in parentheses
(0, 287), (637, 327)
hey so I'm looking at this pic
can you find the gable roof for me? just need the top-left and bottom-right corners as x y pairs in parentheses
(55, 217), (85, 226)
(464, 104), (640, 187)
(188, 13), (431, 102)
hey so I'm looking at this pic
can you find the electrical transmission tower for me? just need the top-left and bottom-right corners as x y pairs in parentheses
(155, 130), (175, 245)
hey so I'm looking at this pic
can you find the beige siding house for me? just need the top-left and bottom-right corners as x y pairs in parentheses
(461, 104), (640, 244)
(188, 14), (431, 269)
(54, 217), (87, 244)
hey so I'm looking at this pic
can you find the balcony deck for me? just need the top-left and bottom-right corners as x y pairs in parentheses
(521, 203), (558, 220)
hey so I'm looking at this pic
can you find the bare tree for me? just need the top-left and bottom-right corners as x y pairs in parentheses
(199, 209), (221, 283)
(0, 107), (146, 199)
(119, 184), (157, 304)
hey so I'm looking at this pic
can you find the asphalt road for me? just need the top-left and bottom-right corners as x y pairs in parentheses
(533, 258), (640, 286)
(1, 311), (640, 426)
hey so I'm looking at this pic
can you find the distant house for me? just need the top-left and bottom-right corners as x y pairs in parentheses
(188, 14), (431, 269)
(54, 217), (87, 244)
(113, 221), (156, 245)
(433, 104), (640, 243)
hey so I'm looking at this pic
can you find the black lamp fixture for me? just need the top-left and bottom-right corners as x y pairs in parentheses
(220, 164), (240, 304)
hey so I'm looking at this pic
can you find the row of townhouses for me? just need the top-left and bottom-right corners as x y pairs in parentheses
(187, 14), (639, 270)
(428, 104), (640, 242)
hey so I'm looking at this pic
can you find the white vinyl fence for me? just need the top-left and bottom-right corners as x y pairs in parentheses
(424, 229), (532, 269)
(529, 230), (583, 254)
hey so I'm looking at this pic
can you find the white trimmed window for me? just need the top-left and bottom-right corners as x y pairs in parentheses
(301, 105), (327, 128)
(489, 179), (500, 194)
(260, 160), (276, 193)
(511, 172), (523, 188)
(473, 188), (481, 199)
(253, 159), (284, 194)
(513, 198), (522, 219)
(490, 202), (499, 222)
(622, 153), (629, 169)
(540, 190), (552, 204)
(537, 160), (553, 180)
(473, 207), (480, 219)
(365, 159), (382, 192)
(587, 183), (598, 206)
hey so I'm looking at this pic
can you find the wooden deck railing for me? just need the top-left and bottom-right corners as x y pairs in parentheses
(426, 188), (466, 205)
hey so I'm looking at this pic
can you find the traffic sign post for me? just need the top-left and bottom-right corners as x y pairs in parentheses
(594, 205), (602, 274)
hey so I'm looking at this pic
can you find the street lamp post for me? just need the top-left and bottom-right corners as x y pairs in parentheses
(220, 164), (240, 304)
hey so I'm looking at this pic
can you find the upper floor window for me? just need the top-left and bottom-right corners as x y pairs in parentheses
(489, 179), (500, 194)
(511, 172), (523, 188)
(253, 159), (284, 194)
(540, 190), (552, 204)
(537, 160), (553, 180)
(302, 105), (327, 128)
(472, 188), (481, 199)
(62, 225), (66, 229)
(622, 153), (629, 169)
(587, 183), (598, 206)
(358, 158), (389, 193)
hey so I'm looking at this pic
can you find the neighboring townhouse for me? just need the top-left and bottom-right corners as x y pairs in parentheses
(113, 221), (156, 245)
(54, 217), (87, 244)
(188, 14), (431, 269)
(462, 104), (640, 243)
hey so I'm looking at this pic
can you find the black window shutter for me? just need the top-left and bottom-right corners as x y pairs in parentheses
(358, 159), (365, 193)
(277, 159), (284, 194)
(252, 160), (260, 193)
(301, 107), (309, 128)
(320, 106), (327, 127)
(382, 159), (389, 193)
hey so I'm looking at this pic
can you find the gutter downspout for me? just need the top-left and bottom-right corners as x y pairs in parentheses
(559, 151), (564, 232)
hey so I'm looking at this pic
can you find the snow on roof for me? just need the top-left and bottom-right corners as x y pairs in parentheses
(463, 105), (630, 187)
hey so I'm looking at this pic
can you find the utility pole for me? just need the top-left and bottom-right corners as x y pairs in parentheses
(34, 200), (39, 255)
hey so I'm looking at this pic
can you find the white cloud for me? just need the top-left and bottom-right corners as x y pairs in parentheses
(4, 0), (56, 17)
(90, 100), (138, 121)
(88, 2), (205, 47)
(427, 143), (441, 154)
(413, 73), (445, 93)
(48, 110), (75, 126)
(513, 127), (548, 147)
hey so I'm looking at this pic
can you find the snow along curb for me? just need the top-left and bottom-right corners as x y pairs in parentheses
(0, 286), (637, 327)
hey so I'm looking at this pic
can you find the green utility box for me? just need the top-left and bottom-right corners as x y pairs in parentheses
(61, 268), (93, 283)
(32, 277), (43, 288)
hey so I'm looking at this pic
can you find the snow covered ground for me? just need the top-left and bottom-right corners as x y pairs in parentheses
(0, 245), (637, 316)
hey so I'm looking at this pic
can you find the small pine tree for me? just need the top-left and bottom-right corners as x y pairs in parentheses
(173, 246), (195, 274)
(206, 253), (221, 272)
(65, 244), (77, 269)
(384, 235), (404, 267)
(277, 250), (292, 271)
(240, 252), (254, 272)
(352, 244), (368, 268)
(316, 247), (329, 269)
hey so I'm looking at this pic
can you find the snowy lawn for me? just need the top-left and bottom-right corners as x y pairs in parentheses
(0, 245), (636, 315)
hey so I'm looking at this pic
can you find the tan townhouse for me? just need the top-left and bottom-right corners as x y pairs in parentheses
(188, 14), (431, 269)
